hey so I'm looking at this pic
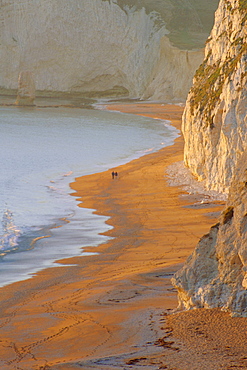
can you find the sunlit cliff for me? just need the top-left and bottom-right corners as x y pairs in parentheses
(173, 0), (247, 317)
(0, 0), (218, 101)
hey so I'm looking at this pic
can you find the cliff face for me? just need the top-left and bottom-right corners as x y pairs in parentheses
(172, 150), (247, 317)
(182, 0), (247, 193)
(0, 0), (215, 100)
(172, 0), (247, 317)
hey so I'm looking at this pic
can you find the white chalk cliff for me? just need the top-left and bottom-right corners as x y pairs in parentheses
(15, 71), (35, 105)
(172, 0), (247, 317)
(0, 0), (208, 101)
(172, 151), (247, 317)
(182, 0), (247, 193)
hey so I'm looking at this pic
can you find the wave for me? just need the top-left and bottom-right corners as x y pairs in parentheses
(0, 209), (21, 252)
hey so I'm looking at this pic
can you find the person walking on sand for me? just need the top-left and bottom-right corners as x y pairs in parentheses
(112, 171), (115, 179)
(114, 171), (118, 178)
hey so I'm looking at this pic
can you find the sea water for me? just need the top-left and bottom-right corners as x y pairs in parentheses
(0, 105), (179, 286)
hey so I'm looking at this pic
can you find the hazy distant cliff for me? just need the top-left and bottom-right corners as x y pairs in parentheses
(182, 0), (247, 193)
(173, 0), (247, 316)
(0, 0), (218, 101)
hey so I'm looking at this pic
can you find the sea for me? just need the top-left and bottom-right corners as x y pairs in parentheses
(0, 103), (179, 287)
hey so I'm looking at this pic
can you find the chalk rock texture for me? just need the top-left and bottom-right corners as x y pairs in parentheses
(0, 0), (214, 101)
(182, 0), (247, 193)
(172, 150), (247, 317)
(173, 0), (247, 317)
(15, 71), (35, 105)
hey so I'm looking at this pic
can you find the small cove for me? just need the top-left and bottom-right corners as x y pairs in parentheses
(0, 103), (179, 286)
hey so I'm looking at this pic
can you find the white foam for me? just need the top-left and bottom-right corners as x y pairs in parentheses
(0, 105), (179, 286)
(166, 161), (227, 202)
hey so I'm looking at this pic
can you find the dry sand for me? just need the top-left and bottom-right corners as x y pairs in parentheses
(0, 102), (246, 370)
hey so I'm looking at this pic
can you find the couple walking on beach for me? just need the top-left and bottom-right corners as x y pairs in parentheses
(112, 171), (118, 179)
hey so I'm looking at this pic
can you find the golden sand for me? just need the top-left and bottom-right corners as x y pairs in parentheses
(0, 102), (245, 370)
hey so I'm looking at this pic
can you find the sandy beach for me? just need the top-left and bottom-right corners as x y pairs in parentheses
(0, 102), (246, 370)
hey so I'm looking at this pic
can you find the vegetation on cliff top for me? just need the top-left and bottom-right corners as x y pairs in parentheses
(103, 0), (220, 49)
(239, 0), (247, 11)
(239, 0), (247, 22)
(189, 0), (247, 127)
(190, 42), (247, 126)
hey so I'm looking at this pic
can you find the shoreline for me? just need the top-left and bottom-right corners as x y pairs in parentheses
(0, 102), (237, 370)
(1, 101), (172, 288)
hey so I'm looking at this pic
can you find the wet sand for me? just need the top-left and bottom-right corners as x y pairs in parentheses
(0, 102), (245, 370)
